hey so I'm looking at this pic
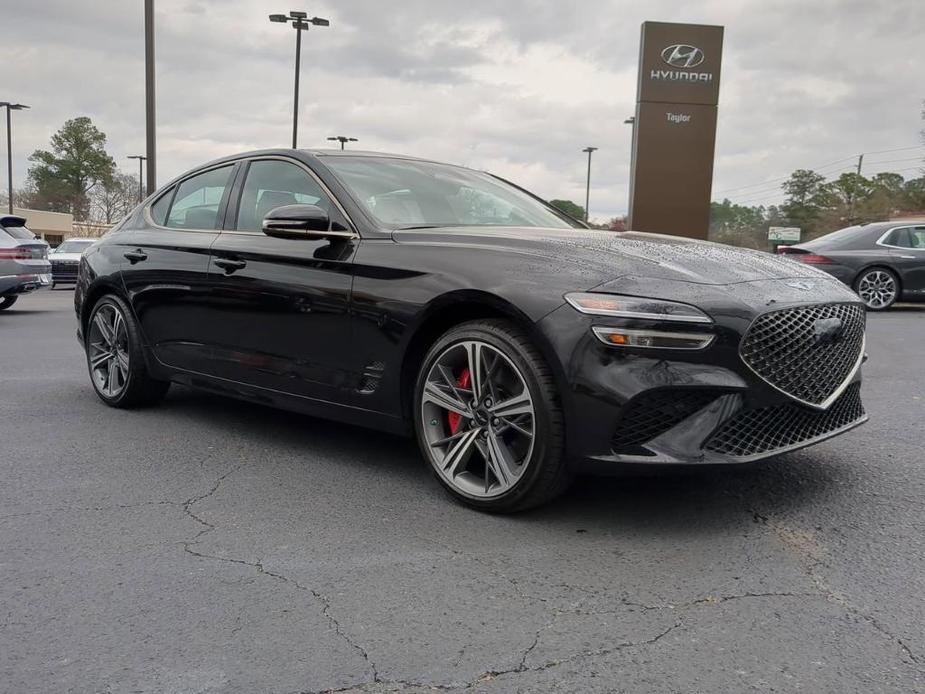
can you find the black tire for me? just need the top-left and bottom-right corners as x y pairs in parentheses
(413, 319), (571, 513)
(86, 294), (170, 407)
(853, 267), (899, 311)
(0, 296), (18, 310)
(51, 282), (56, 289)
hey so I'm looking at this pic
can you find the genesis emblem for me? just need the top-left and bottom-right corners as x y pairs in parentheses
(813, 317), (845, 346)
(786, 280), (816, 291)
(661, 45), (705, 69)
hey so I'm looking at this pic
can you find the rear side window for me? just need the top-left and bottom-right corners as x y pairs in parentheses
(884, 226), (925, 249)
(165, 165), (234, 230)
(149, 188), (174, 226)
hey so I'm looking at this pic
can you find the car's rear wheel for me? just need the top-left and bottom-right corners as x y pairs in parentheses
(855, 267), (898, 310)
(86, 295), (170, 407)
(413, 319), (571, 512)
(0, 296), (18, 311)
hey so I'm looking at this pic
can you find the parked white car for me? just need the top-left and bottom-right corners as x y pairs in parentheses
(49, 238), (96, 288)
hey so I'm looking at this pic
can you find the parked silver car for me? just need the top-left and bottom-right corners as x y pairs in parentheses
(0, 215), (51, 310)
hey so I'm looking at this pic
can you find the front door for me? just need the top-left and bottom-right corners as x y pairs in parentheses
(120, 163), (237, 373)
(204, 157), (358, 404)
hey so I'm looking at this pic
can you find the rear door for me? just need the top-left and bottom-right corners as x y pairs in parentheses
(880, 225), (925, 298)
(119, 162), (238, 373)
(203, 156), (358, 403)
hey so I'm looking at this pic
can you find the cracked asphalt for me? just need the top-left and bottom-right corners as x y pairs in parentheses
(2, 290), (924, 693)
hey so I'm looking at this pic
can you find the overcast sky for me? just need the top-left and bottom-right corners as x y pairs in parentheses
(2, 0), (924, 220)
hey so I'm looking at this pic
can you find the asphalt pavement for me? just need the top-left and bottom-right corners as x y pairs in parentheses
(2, 289), (924, 693)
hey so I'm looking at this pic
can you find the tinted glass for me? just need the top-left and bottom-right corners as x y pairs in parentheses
(324, 157), (582, 230)
(0, 224), (36, 240)
(165, 166), (233, 230)
(236, 160), (331, 232)
(885, 226), (925, 249)
(149, 188), (173, 226)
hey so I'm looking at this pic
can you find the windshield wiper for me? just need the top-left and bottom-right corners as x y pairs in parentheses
(394, 224), (448, 230)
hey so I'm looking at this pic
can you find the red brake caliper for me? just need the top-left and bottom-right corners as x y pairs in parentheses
(447, 368), (471, 434)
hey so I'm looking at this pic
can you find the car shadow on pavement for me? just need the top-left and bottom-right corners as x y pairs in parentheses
(156, 386), (848, 537)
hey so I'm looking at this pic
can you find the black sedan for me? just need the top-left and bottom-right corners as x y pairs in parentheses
(75, 150), (867, 511)
(778, 221), (925, 310)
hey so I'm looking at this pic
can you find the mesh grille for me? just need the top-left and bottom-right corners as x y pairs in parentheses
(705, 382), (864, 458)
(612, 389), (725, 452)
(740, 303), (865, 406)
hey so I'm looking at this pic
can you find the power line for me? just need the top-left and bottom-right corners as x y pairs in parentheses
(713, 144), (924, 196)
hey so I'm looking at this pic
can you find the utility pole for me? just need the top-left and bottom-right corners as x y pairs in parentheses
(582, 146), (598, 223)
(127, 155), (147, 202)
(270, 12), (330, 148)
(856, 153), (863, 175)
(327, 136), (358, 150)
(144, 0), (157, 195)
(1, 102), (29, 214)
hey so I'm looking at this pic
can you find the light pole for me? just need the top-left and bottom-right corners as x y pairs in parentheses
(144, 0), (156, 195)
(269, 11), (330, 149)
(127, 155), (147, 202)
(582, 146), (597, 223)
(1, 102), (29, 214)
(327, 136), (357, 150)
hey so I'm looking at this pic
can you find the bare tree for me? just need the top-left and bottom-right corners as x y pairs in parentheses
(91, 172), (139, 224)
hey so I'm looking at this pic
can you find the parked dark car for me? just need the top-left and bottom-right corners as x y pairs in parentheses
(0, 214), (50, 310)
(75, 150), (868, 511)
(777, 222), (925, 310)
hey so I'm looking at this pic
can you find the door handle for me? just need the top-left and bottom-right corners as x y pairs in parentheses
(899, 255), (915, 259)
(124, 249), (148, 263)
(214, 257), (247, 273)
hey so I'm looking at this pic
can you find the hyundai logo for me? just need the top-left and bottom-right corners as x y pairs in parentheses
(813, 317), (845, 346)
(661, 45), (705, 69)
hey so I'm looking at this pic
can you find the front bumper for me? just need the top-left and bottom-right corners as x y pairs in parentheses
(537, 279), (867, 468)
(51, 260), (80, 284)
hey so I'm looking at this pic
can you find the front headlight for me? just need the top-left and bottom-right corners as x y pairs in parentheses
(564, 292), (712, 324)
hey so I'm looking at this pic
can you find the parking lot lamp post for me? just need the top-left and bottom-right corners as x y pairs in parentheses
(127, 155), (147, 202)
(582, 146), (597, 223)
(1, 102), (29, 214)
(326, 136), (358, 150)
(270, 11), (330, 149)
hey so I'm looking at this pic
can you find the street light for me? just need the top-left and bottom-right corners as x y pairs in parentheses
(127, 155), (147, 203)
(1, 102), (29, 214)
(582, 146), (598, 224)
(269, 11), (330, 149)
(327, 135), (358, 150)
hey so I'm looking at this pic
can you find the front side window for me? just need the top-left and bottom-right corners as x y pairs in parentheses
(165, 165), (234, 230)
(235, 159), (332, 232)
(323, 156), (583, 230)
(149, 188), (174, 226)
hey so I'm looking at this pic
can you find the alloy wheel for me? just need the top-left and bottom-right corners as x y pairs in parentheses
(87, 303), (130, 398)
(420, 340), (536, 498)
(856, 270), (896, 309)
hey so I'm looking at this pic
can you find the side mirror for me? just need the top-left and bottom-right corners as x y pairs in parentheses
(262, 204), (352, 240)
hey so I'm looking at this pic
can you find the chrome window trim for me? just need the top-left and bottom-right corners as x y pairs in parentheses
(142, 155), (359, 239)
(875, 225), (925, 251)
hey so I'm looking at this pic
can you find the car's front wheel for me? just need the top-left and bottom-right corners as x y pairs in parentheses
(413, 319), (571, 512)
(86, 294), (170, 407)
(854, 267), (899, 310)
(0, 296), (18, 311)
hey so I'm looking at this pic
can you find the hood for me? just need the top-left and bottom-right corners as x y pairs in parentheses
(393, 226), (833, 286)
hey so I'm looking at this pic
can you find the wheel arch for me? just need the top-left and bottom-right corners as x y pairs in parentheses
(80, 279), (129, 344)
(398, 290), (568, 423)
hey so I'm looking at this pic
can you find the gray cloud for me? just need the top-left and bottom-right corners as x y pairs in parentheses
(1, 0), (923, 221)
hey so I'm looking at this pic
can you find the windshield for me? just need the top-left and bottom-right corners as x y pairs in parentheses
(0, 224), (37, 240)
(323, 156), (583, 230)
(54, 240), (94, 254)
